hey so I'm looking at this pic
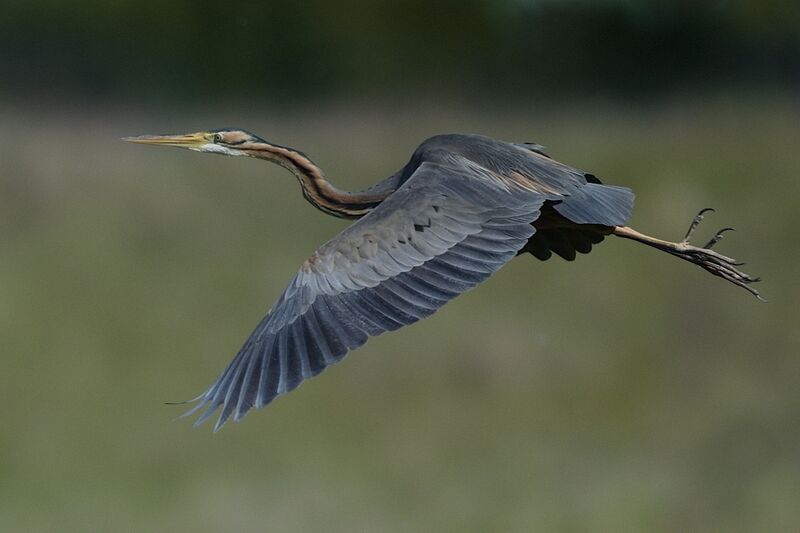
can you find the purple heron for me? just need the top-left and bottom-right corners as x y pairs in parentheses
(125, 130), (761, 430)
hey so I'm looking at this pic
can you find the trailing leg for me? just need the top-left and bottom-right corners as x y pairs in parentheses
(612, 209), (763, 300)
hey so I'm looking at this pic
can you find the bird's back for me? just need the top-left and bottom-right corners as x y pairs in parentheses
(403, 133), (634, 228)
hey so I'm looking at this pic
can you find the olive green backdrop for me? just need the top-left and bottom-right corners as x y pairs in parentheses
(1, 1), (798, 531)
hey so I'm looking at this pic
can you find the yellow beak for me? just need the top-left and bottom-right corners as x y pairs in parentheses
(122, 132), (207, 149)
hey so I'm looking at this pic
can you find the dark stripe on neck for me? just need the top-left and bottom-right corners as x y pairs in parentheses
(245, 142), (392, 218)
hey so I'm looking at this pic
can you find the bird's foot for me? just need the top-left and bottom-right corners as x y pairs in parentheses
(670, 208), (764, 300)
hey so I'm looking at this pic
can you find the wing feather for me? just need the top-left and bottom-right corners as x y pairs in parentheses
(184, 162), (546, 429)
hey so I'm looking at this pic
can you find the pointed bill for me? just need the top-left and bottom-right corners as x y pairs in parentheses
(122, 132), (208, 149)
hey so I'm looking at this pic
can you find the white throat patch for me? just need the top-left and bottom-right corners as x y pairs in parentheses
(193, 143), (246, 156)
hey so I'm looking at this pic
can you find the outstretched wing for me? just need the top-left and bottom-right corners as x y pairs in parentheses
(184, 161), (547, 430)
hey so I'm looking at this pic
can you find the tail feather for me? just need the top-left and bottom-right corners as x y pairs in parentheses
(554, 184), (635, 227)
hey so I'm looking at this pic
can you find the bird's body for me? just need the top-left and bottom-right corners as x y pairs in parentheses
(125, 129), (761, 430)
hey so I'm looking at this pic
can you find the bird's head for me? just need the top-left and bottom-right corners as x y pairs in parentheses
(123, 129), (265, 157)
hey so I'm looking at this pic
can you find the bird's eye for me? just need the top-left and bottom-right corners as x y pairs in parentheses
(213, 133), (223, 143)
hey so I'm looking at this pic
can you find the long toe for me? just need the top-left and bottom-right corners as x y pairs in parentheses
(682, 207), (715, 243)
(674, 244), (763, 300)
(703, 227), (735, 249)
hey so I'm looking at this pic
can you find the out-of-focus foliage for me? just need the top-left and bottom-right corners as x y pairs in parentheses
(1, 1), (799, 531)
(1, 0), (797, 102)
(1, 98), (798, 532)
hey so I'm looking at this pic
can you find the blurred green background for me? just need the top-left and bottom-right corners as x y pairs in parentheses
(1, 1), (799, 531)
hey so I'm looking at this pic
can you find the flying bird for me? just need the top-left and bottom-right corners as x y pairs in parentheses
(125, 130), (761, 431)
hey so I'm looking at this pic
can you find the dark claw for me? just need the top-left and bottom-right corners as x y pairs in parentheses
(683, 207), (715, 243)
(704, 227), (735, 249)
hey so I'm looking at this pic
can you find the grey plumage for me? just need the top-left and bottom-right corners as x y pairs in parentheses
(127, 129), (759, 431)
(181, 135), (634, 430)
